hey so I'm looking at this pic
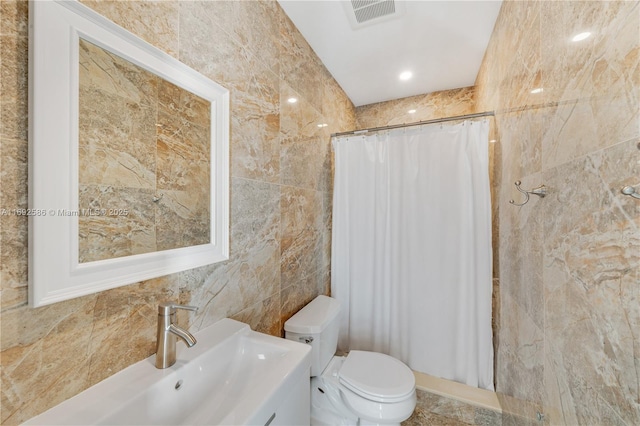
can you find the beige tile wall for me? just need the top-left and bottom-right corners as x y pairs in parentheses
(0, 1), (355, 423)
(355, 86), (476, 129)
(475, 0), (640, 424)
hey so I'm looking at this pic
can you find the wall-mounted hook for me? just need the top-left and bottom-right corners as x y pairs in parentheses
(621, 186), (640, 199)
(509, 180), (547, 206)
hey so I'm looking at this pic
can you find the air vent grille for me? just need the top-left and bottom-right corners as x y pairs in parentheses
(351, 0), (396, 24)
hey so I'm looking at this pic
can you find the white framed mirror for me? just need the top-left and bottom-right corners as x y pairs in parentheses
(28, 0), (229, 307)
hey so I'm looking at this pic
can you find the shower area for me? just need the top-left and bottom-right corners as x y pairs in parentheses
(341, 1), (640, 423)
(331, 114), (495, 392)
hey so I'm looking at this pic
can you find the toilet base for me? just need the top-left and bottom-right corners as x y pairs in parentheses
(311, 382), (400, 426)
(310, 376), (358, 425)
(309, 357), (411, 426)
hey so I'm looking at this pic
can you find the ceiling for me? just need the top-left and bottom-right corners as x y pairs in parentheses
(278, 1), (503, 107)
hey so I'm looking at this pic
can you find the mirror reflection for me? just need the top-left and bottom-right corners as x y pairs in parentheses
(78, 38), (211, 263)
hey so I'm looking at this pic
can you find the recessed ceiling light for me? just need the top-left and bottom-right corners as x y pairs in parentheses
(287, 97), (298, 104)
(399, 71), (413, 81)
(571, 32), (591, 42)
(408, 109), (416, 114)
(530, 87), (544, 94)
(317, 123), (328, 128)
(489, 139), (497, 143)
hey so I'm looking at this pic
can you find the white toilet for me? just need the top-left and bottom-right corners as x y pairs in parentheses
(285, 295), (416, 426)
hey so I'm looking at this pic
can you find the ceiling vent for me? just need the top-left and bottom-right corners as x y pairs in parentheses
(352, 0), (395, 24)
(344, 0), (403, 29)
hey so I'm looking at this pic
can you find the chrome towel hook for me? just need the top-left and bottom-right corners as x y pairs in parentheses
(621, 186), (640, 199)
(509, 180), (547, 206)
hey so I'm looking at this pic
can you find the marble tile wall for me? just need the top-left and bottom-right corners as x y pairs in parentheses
(0, 1), (355, 423)
(355, 86), (476, 129)
(475, 0), (640, 424)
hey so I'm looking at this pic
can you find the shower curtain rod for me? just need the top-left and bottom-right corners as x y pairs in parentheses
(331, 111), (495, 138)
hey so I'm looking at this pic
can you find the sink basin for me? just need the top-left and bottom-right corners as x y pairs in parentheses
(24, 319), (311, 425)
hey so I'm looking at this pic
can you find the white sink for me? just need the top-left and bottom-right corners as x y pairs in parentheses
(24, 319), (311, 425)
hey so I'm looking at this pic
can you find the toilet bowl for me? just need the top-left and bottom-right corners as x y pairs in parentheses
(285, 295), (416, 426)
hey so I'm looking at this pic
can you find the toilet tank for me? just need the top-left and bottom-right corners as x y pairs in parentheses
(284, 295), (341, 377)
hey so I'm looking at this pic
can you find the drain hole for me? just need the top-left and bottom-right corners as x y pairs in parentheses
(317, 387), (325, 394)
(175, 380), (183, 390)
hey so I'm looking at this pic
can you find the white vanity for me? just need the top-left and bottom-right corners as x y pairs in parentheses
(24, 319), (311, 425)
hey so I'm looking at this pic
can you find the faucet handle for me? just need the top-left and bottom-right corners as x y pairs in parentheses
(158, 302), (199, 315)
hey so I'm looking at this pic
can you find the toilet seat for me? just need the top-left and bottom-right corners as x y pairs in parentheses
(338, 351), (415, 403)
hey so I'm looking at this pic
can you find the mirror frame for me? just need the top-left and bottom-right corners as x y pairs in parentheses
(28, 0), (230, 307)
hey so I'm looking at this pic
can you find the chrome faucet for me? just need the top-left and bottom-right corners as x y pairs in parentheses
(155, 302), (198, 369)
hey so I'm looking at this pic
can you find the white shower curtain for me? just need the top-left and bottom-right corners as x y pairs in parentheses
(331, 120), (494, 390)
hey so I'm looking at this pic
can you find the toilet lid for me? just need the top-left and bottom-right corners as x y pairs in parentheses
(338, 351), (415, 403)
